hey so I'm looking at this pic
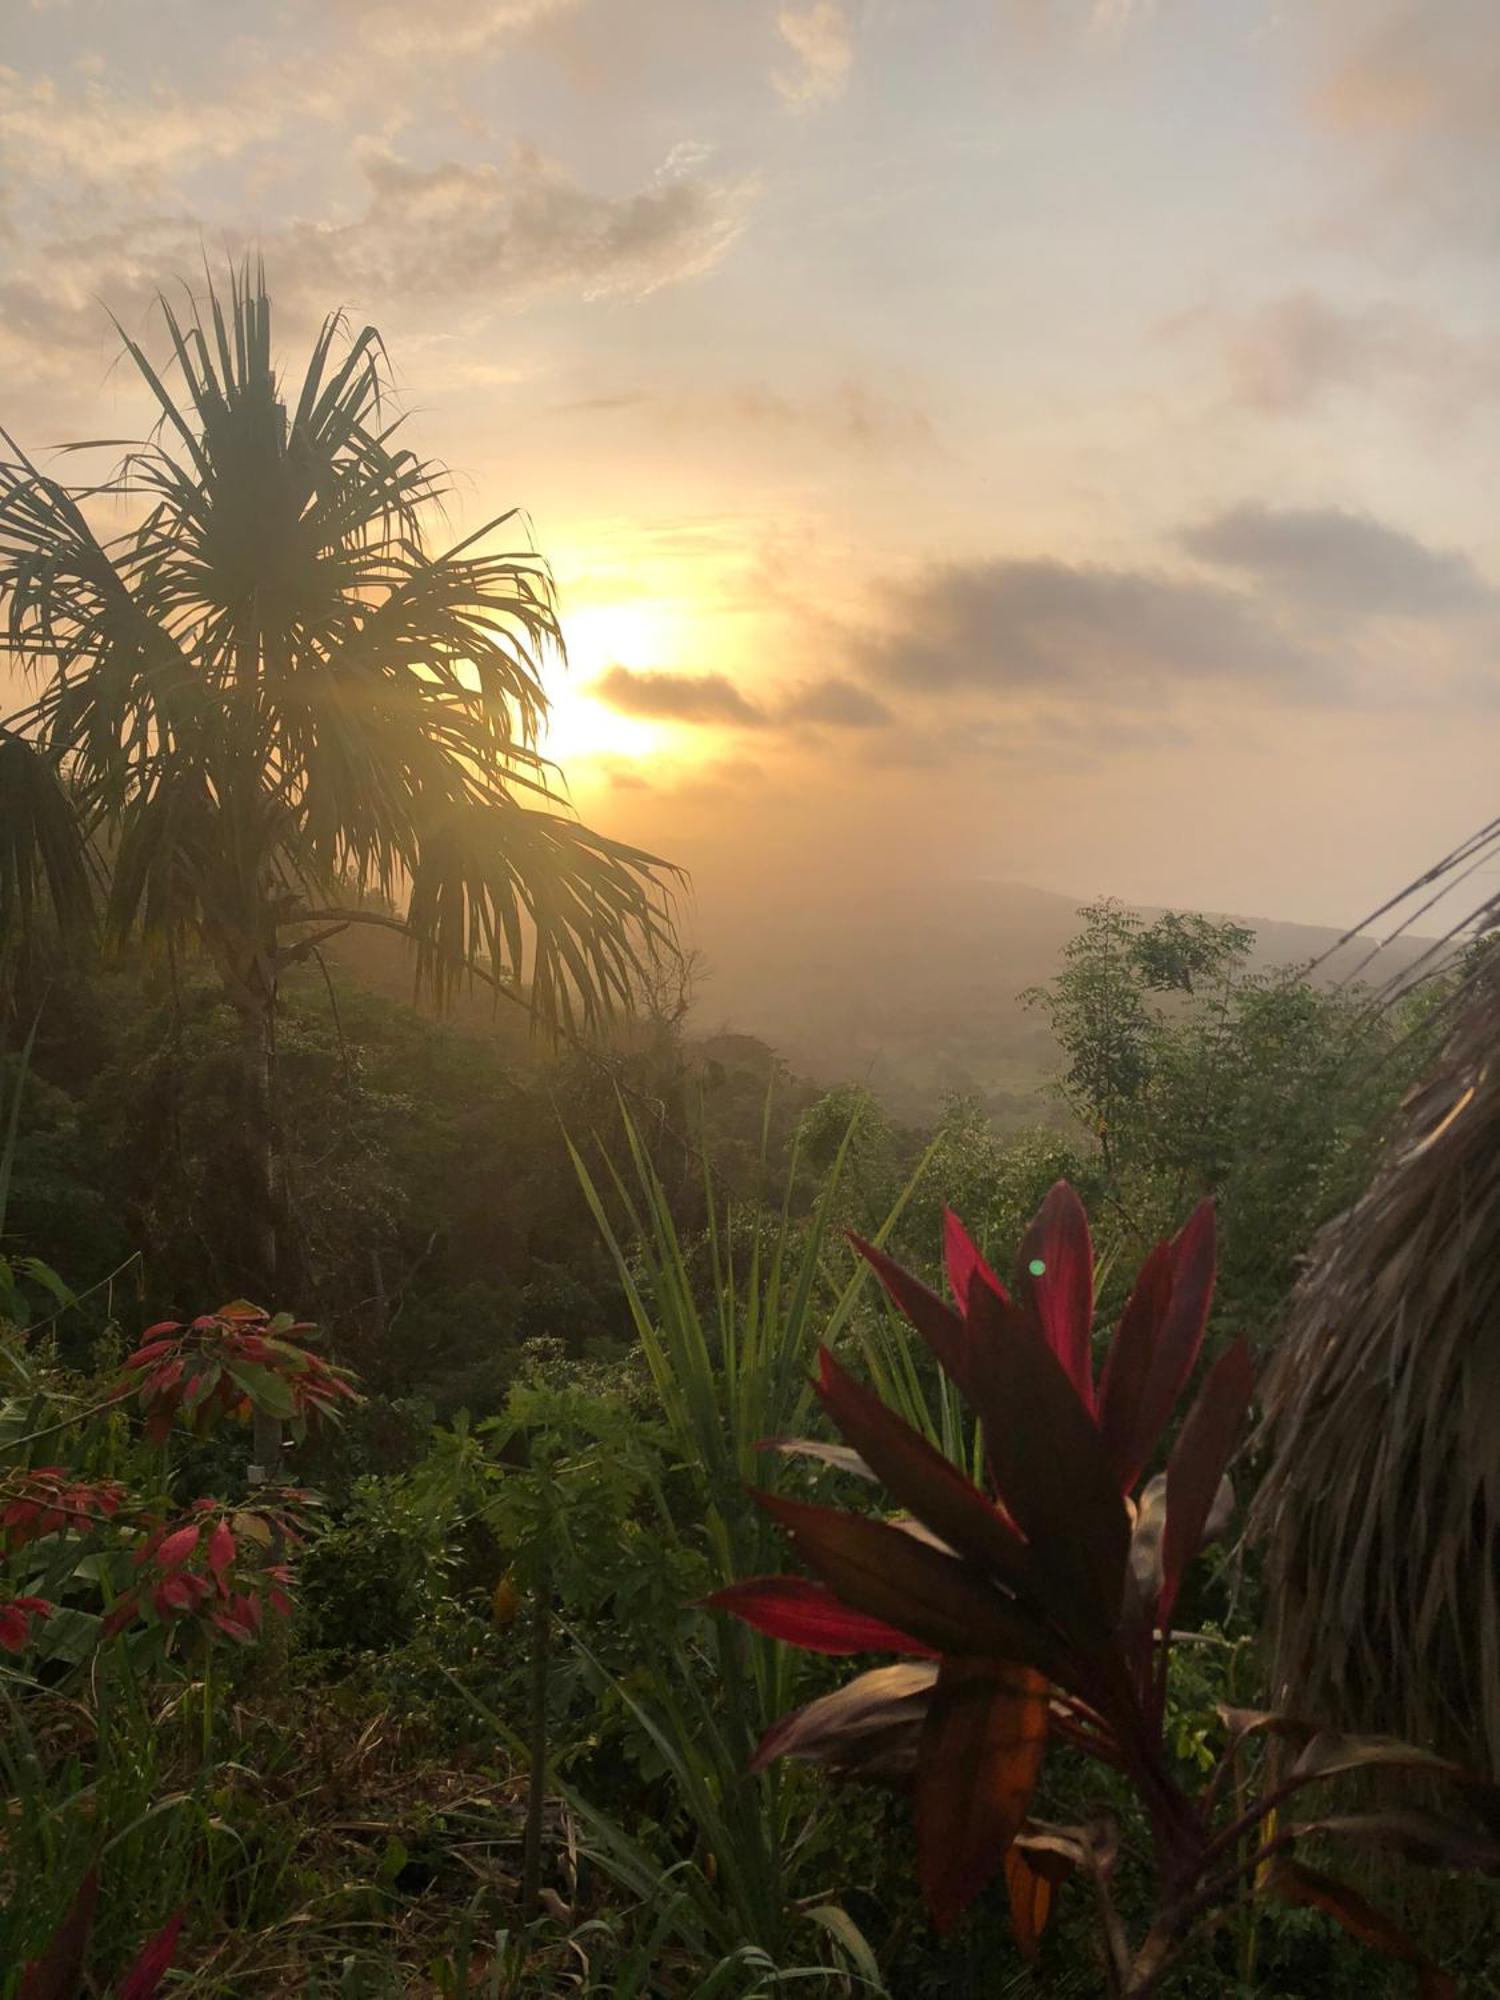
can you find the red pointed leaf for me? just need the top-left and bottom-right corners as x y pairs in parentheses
(1097, 1238), (1175, 1491)
(1012, 1182), (1095, 1410)
(814, 1348), (1036, 1598)
(915, 1658), (1049, 1932)
(848, 1233), (972, 1391)
(117, 1911), (185, 2000)
(206, 1519), (235, 1576)
(755, 1491), (1056, 1671)
(1160, 1339), (1252, 1627)
(18, 1864), (99, 2000)
(1135, 1200), (1217, 1469)
(707, 1576), (936, 1656)
(944, 1210), (1008, 1311)
(965, 1281), (1130, 1652)
(154, 1523), (200, 1570)
(124, 1339), (176, 1370)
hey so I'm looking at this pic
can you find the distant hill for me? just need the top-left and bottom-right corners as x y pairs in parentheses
(316, 878), (1443, 1128)
(679, 878), (1442, 1125)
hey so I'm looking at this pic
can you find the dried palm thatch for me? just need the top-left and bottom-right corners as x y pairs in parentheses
(1252, 824), (1500, 1772)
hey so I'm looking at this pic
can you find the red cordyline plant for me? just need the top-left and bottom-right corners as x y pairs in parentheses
(710, 1185), (1500, 1997)
(117, 1301), (358, 1442)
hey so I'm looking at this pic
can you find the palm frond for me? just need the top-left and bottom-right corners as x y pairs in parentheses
(0, 261), (680, 1030)
(0, 730), (94, 941)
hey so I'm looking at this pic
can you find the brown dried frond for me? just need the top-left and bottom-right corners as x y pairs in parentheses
(1252, 939), (1500, 1772)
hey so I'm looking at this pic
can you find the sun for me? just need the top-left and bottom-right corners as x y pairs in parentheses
(538, 600), (677, 770)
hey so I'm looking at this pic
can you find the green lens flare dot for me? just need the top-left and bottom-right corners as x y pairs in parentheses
(1027, 1258), (1046, 1277)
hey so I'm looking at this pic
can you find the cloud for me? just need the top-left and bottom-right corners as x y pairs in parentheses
(1184, 290), (1500, 419)
(306, 141), (751, 306)
(0, 64), (322, 193)
(338, 0), (575, 59)
(774, 1), (855, 108)
(855, 556), (1321, 703)
(0, 141), (754, 373)
(594, 667), (766, 727)
(780, 677), (893, 727)
(557, 376), (937, 457)
(1308, 1), (1500, 248)
(593, 667), (895, 734)
(1182, 504), (1496, 618)
(722, 379), (935, 452)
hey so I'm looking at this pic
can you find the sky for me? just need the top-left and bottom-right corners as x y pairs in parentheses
(3, 0), (1498, 945)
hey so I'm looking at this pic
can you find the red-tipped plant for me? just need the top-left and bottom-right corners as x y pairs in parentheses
(710, 1185), (1499, 1995)
(116, 1301), (358, 1444)
(1, 1469), (127, 1552)
(101, 1494), (310, 1646)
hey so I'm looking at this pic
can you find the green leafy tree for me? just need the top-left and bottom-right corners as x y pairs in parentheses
(1025, 900), (1444, 1323)
(0, 270), (677, 1398)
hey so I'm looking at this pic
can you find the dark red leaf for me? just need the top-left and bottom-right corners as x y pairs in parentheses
(753, 1662), (938, 1779)
(915, 1658), (1049, 1932)
(847, 1233), (972, 1391)
(116, 1911), (185, 2000)
(1134, 1200), (1217, 1473)
(1265, 1859), (1455, 1996)
(1012, 1182), (1095, 1410)
(18, 1864), (99, 2000)
(154, 1523), (200, 1570)
(1160, 1339), (1252, 1627)
(707, 1576), (936, 1656)
(123, 1339), (175, 1370)
(944, 1209), (1007, 1311)
(755, 1491), (1056, 1671)
(1096, 1238), (1175, 1492)
(965, 1281), (1130, 1653)
(813, 1348), (1036, 1598)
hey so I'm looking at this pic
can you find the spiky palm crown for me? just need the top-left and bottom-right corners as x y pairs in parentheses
(0, 265), (677, 1029)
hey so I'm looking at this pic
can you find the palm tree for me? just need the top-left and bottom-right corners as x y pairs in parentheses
(0, 268), (679, 1398)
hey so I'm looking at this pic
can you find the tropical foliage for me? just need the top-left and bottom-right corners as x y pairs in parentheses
(713, 1189), (1500, 1993)
(0, 268), (677, 1328)
(1, 264), (1493, 1999)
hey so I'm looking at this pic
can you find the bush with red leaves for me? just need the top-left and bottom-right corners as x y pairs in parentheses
(1, 1469), (128, 1552)
(117, 1301), (358, 1443)
(101, 1494), (312, 1646)
(0, 1592), (53, 1653)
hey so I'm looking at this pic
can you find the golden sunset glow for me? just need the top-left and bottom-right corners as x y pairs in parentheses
(2, 0), (1494, 943)
(543, 600), (683, 767)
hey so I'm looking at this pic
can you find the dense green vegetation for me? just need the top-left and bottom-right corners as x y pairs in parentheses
(2, 276), (1493, 1997)
(2, 900), (1490, 1996)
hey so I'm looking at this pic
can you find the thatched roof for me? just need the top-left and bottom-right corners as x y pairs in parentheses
(1252, 930), (1500, 1771)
